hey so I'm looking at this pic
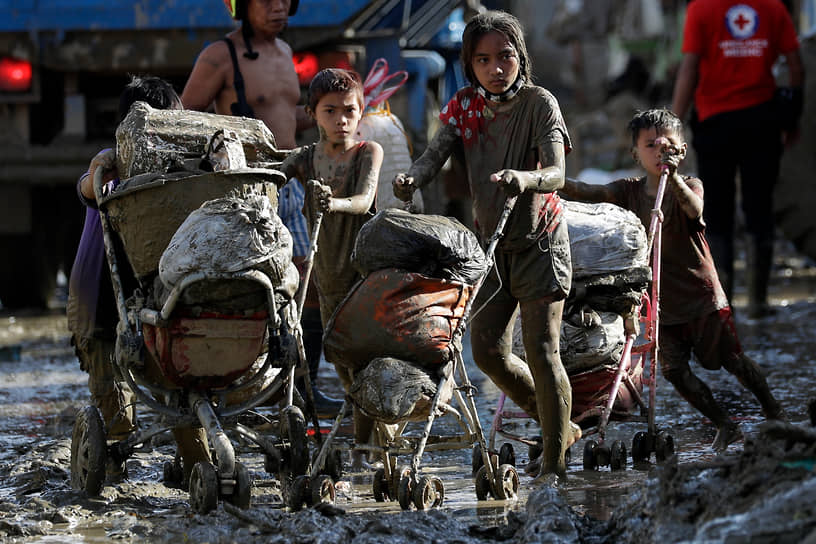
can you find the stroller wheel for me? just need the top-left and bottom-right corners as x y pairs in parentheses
(189, 461), (219, 514)
(471, 444), (485, 475)
(492, 464), (519, 500)
(499, 443), (516, 467)
(70, 406), (107, 496)
(474, 465), (491, 500)
(632, 431), (651, 463)
(372, 468), (390, 502)
(655, 433), (675, 462)
(226, 462), (252, 509)
(583, 440), (599, 471)
(311, 475), (336, 506)
(397, 469), (414, 510)
(412, 476), (444, 510)
(288, 475), (311, 511)
(280, 406), (309, 476)
(610, 440), (627, 471)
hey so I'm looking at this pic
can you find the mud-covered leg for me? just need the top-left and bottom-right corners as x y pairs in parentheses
(662, 360), (740, 452)
(172, 426), (211, 485)
(470, 299), (539, 424)
(724, 353), (786, 420)
(520, 297), (571, 479)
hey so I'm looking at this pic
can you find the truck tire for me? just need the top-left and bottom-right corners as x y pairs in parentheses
(775, 36), (816, 261)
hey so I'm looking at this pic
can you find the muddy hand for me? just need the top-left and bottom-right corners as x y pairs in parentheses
(656, 137), (683, 175)
(89, 148), (118, 183)
(393, 172), (416, 203)
(490, 169), (527, 197)
(308, 179), (332, 213)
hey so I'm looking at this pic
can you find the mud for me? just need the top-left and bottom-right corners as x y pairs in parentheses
(1, 242), (815, 543)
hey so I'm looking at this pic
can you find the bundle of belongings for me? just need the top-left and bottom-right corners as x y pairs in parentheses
(324, 209), (487, 423)
(513, 200), (650, 420)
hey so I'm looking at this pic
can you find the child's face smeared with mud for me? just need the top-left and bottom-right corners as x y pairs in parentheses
(471, 30), (520, 97)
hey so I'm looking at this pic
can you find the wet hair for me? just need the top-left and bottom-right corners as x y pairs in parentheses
(118, 75), (182, 122)
(460, 10), (532, 86)
(627, 108), (684, 148)
(306, 68), (364, 113)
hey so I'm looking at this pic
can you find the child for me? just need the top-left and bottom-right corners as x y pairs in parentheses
(393, 10), (576, 481)
(560, 109), (786, 453)
(279, 68), (382, 468)
(67, 75), (212, 483)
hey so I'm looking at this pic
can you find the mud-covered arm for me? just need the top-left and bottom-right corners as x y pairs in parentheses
(329, 141), (382, 214)
(491, 140), (566, 197)
(668, 174), (703, 220)
(559, 177), (618, 204)
(393, 124), (457, 201)
(79, 149), (117, 201)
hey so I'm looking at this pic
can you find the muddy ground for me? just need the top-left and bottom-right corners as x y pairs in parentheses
(1, 241), (815, 543)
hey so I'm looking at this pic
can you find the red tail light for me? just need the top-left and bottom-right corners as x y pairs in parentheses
(293, 52), (319, 86)
(0, 57), (32, 92)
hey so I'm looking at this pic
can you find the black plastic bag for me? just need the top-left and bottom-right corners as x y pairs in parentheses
(351, 209), (487, 284)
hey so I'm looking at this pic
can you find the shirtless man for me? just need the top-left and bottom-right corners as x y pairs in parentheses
(181, 0), (310, 149)
(181, 0), (342, 416)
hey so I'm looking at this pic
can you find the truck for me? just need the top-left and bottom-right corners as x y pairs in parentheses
(0, 0), (475, 310)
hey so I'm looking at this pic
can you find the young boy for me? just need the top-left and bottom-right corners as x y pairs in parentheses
(560, 109), (786, 453)
(279, 68), (382, 468)
(67, 75), (206, 482)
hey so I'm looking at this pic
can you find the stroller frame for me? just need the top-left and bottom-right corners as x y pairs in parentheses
(69, 166), (317, 513)
(486, 168), (677, 471)
(302, 197), (522, 511)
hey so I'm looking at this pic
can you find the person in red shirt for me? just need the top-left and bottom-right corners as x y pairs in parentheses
(671, 0), (804, 318)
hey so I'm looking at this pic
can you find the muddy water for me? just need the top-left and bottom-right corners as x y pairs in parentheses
(0, 248), (815, 541)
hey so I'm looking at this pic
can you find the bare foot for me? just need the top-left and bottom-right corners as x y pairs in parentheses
(712, 422), (742, 453)
(525, 423), (581, 476)
(531, 472), (564, 487)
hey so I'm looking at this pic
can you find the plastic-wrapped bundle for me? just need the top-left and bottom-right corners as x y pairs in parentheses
(351, 208), (487, 284)
(349, 357), (452, 424)
(159, 194), (293, 290)
(512, 308), (625, 374)
(564, 200), (648, 279)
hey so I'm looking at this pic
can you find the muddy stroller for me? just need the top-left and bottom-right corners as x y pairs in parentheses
(298, 202), (521, 511)
(69, 105), (318, 513)
(488, 172), (677, 471)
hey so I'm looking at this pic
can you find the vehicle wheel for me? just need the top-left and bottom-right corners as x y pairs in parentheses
(610, 440), (627, 471)
(280, 406), (308, 476)
(188, 461), (219, 514)
(492, 464), (519, 500)
(397, 473), (414, 510)
(311, 474), (335, 506)
(70, 406), (107, 496)
(632, 431), (651, 463)
(227, 462), (251, 509)
(412, 475), (444, 510)
(583, 440), (598, 471)
(499, 443), (516, 467)
(528, 437), (543, 462)
(474, 465), (491, 501)
(471, 444), (484, 475)
(373, 468), (390, 502)
(288, 475), (311, 511)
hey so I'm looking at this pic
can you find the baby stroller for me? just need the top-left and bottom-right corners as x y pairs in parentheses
(488, 171), (677, 471)
(300, 201), (522, 511)
(69, 107), (319, 513)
